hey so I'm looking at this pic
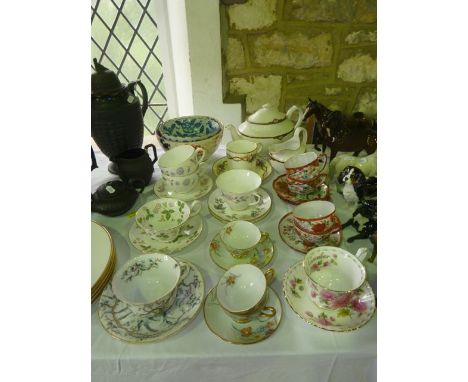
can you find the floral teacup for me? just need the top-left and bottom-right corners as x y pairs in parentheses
(303, 246), (368, 310)
(284, 151), (327, 181)
(294, 219), (340, 246)
(216, 264), (275, 323)
(162, 170), (199, 194)
(216, 169), (262, 211)
(112, 253), (189, 315)
(286, 173), (328, 197)
(135, 198), (201, 242)
(220, 220), (266, 259)
(157, 144), (205, 177)
(226, 140), (263, 171)
(293, 200), (336, 235)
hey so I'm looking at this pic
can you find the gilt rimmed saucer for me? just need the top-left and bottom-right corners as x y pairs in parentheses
(203, 286), (282, 344)
(153, 174), (213, 202)
(212, 157), (272, 181)
(129, 215), (203, 254)
(278, 212), (342, 254)
(209, 232), (274, 270)
(98, 261), (204, 343)
(283, 260), (375, 332)
(208, 188), (272, 223)
(272, 174), (329, 205)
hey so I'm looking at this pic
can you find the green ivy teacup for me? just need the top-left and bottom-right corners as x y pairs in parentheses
(216, 264), (275, 324)
(216, 169), (262, 211)
(135, 198), (201, 242)
(112, 253), (189, 315)
(303, 246), (368, 310)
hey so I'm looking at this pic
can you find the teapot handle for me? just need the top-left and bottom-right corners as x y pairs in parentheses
(286, 105), (305, 129)
(91, 146), (98, 171)
(128, 80), (149, 117)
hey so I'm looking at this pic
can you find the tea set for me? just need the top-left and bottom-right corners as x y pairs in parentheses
(92, 102), (377, 344)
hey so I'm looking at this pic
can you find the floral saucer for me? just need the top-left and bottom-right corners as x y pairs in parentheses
(283, 260), (375, 332)
(98, 261), (204, 343)
(209, 232), (274, 270)
(212, 157), (272, 181)
(203, 286), (282, 344)
(208, 188), (272, 223)
(129, 215), (203, 254)
(278, 212), (342, 254)
(153, 174), (213, 202)
(272, 174), (329, 205)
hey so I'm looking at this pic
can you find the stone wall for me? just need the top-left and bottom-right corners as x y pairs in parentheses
(220, 0), (377, 119)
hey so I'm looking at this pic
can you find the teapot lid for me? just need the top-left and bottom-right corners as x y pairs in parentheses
(91, 58), (124, 95)
(91, 180), (139, 217)
(247, 104), (286, 124)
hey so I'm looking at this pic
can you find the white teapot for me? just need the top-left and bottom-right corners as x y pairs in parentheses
(226, 104), (305, 156)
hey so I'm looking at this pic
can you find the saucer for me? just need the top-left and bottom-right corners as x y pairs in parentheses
(283, 260), (375, 332)
(203, 286), (282, 344)
(129, 215), (203, 254)
(153, 174), (213, 202)
(278, 212), (342, 254)
(209, 232), (274, 270)
(208, 188), (272, 223)
(98, 261), (204, 343)
(272, 174), (329, 205)
(212, 157), (272, 181)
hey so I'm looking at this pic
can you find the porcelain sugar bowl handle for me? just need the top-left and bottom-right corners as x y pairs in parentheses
(286, 105), (305, 129)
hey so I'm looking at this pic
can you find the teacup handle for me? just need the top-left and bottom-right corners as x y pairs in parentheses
(259, 306), (276, 318)
(248, 192), (262, 207)
(286, 105), (304, 129)
(259, 231), (269, 243)
(264, 268), (275, 286)
(194, 147), (206, 164)
(144, 143), (158, 164)
(189, 200), (202, 217)
(177, 262), (190, 285)
(355, 248), (368, 262)
(316, 152), (328, 173)
(255, 143), (263, 154)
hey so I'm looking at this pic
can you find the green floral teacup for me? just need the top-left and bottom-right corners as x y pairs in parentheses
(216, 264), (275, 324)
(112, 253), (189, 315)
(135, 198), (201, 242)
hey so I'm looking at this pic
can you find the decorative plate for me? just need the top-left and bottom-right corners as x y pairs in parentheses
(272, 174), (329, 205)
(158, 116), (222, 142)
(203, 286), (282, 344)
(209, 232), (274, 270)
(153, 174), (213, 202)
(278, 212), (342, 254)
(92, 248), (116, 303)
(129, 215), (203, 254)
(283, 260), (375, 332)
(98, 261), (204, 343)
(212, 157), (272, 181)
(208, 188), (272, 223)
(91, 221), (114, 288)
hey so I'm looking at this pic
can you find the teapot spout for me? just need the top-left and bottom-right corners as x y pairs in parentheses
(225, 124), (240, 141)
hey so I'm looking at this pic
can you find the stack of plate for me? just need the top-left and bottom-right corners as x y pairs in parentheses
(92, 221), (116, 303)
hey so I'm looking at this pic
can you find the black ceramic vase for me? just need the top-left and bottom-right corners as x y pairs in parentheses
(112, 144), (157, 189)
(91, 59), (148, 172)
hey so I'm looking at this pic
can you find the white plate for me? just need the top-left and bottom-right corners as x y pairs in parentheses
(91, 221), (113, 288)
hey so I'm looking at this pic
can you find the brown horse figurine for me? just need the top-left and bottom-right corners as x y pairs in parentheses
(303, 99), (377, 160)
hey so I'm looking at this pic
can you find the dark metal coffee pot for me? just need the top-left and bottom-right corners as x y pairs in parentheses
(91, 58), (148, 173)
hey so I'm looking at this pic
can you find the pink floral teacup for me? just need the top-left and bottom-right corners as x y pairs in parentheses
(303, 246), (368, 310)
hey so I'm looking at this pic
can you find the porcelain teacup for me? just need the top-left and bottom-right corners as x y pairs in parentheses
(112, 253), (189, 315)
(293, 200), (336, 235)
(226, 140), (263, 171)
(294, 222), (340, 246)
(303, 246), (368, 310)
(220, 220), (266, 259)
(216, 264), (275, 323)
(162, 170), (199, 194)
(135, 198), (201, 242)
(216, 169), (262, 211)
(284, 151), (327, 181)
(286, 173), (327, 197)
(157, 144), (205, 177)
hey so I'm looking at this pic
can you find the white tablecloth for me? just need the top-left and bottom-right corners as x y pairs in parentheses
(91, 143), (377, 382)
